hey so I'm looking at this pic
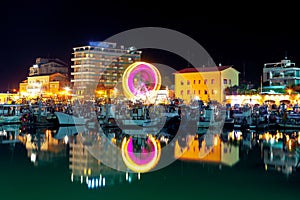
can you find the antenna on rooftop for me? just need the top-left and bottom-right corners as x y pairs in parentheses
(285, 50), (288, 59)
(243, 63), (246, 80)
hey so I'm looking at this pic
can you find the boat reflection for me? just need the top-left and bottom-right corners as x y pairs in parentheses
(260, 130), (300, 175)
(18, 125), (67, 166)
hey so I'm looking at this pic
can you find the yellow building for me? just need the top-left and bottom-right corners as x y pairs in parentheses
(0, 93), (20, 104)
(174, 66), (239, 104)
(19, 73), (70, 99)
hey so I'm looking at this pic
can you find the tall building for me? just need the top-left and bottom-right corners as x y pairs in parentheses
(174, 66), (239, 103)
(71, 42), (142, 99)
(263, 58), (300, 87)
(29, 57), (69, 77)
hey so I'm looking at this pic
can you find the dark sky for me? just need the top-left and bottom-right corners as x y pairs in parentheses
(1, 0), (300, 91)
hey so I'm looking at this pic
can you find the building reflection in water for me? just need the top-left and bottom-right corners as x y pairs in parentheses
(69, 134), (141, 189)
(174, 132), (240, 167)
(18, 126), (67, 166)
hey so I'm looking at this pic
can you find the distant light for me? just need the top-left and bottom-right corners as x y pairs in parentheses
(64, 87), (71, 92)
(33, 64), (39, 68)
(92, 179), (95, 189)
(71, 173), (74, 182)
(103, 177), (106, 186)
(31, 153), (36, 163)
(64, 135), (68, 144)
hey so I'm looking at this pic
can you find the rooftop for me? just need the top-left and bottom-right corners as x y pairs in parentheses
(175, 66), (236, 73)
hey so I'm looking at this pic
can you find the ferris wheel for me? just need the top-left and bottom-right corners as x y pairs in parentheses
(122, 62), (161, 100)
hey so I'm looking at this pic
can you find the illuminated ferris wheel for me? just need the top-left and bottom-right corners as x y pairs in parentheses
(121, 135), (161, 173)
(122, 62), (161, 100)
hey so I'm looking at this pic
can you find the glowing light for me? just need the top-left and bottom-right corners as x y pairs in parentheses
(31, 153), (36, 163)
(64, 135), (68, 144)
(122, 62), (161, 99)
(121, 135), (161, 173)
(214, 136), (218, 146)
(64, 86), (71, 92)
(92, 179), (95, 189)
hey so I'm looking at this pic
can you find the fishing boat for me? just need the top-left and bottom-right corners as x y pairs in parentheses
(0, 104), (23, 124)
(54, 112), (87, 126)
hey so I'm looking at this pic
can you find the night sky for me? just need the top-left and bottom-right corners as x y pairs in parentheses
(1, 0), (300, 92)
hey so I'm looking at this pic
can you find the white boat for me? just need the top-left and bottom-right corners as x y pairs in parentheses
(54, 125), (86, 139)
(54, 112), (87, 125)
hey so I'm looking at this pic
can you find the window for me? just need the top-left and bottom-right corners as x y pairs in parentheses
(181, 81), (184, 86)
(187, 90), (190, 95)
(198, 90), (201, 94)
(193, 80), (196, 84)
(204, 79), (207, 84)
(180, 90), (184, 95)
(198, 80), (201, 84)
(223, 79), (228, 84)
(194, 90), (196, 94)
(205, 90), (208, 95)
(187, 80), (190, 85)
(212, 90), (216, 94)
(229, 79), (231, 85)
(211, 79), (215, 84)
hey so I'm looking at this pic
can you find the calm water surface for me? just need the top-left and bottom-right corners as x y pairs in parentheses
(0, 125), (299, 200)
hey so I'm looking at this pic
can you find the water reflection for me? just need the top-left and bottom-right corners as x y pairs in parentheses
(17, 126), (66, 166)
(1, 123), (300, 193)
(175, 133), (240, 167)
(69, 134), (140, 189)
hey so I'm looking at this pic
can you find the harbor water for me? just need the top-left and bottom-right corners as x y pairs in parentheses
(0, 124), (300, 200)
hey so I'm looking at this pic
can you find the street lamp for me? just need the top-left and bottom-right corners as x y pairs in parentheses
(64, 87), (71, 101)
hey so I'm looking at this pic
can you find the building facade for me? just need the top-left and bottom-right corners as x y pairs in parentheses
(19, 73), (70, 99)
(29, 57), (69, 77)
(71, 42), (141, 100)
(263, 58), (300, 87)
(174, 66), (239, 103)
